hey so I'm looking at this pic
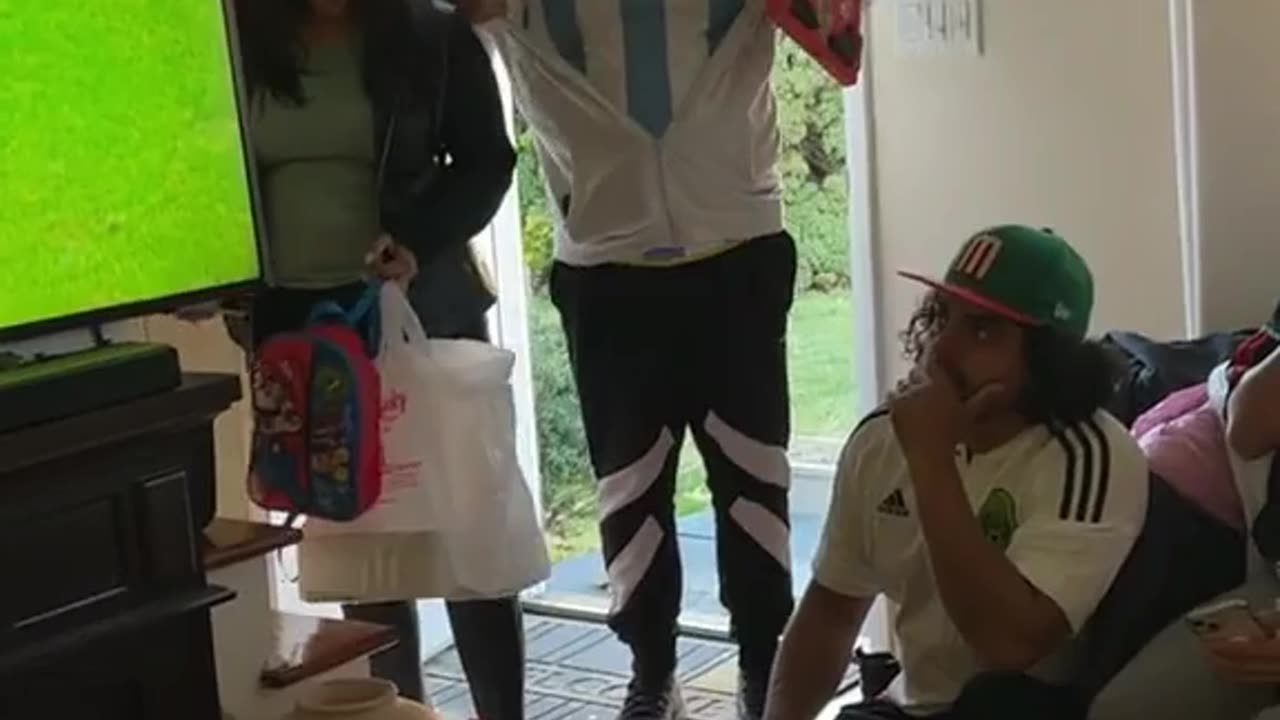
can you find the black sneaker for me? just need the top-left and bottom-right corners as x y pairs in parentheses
(737, 669), (768, 720)
(617, 676), (686, 720)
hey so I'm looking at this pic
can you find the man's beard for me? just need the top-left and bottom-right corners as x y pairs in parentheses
(949, 368), (1008, 422)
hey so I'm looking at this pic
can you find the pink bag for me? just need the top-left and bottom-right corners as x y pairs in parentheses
(1134, 384), (1243, 531)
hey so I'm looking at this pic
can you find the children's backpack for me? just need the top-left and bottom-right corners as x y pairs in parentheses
(247, 286), (383, 523)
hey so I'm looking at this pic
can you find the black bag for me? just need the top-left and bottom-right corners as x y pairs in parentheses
(1103, 329), (1252, 427)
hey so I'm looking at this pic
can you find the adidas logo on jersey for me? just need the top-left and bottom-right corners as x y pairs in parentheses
(877, 489), (910, 517)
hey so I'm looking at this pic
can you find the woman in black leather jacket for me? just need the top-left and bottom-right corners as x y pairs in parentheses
(231, 0), (524, 715)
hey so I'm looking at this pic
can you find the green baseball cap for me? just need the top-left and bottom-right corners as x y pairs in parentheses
(899, 225), (1095, 339)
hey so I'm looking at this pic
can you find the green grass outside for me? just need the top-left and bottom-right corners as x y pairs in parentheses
(789, 291), (859, 437)
(537, 290), (856, 561)
(0, 0), (258, 329)
(669, 290), (858, 517)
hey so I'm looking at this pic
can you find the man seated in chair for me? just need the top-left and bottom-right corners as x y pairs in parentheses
(764, 226), (1149, 720)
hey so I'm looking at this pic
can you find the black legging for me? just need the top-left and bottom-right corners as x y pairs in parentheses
(244, 283), (527, 719)
(344, 598), (525, 718)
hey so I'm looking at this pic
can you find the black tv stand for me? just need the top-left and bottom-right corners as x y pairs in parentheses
(0, 341), (182, 434)
(0, 372), (243, 719)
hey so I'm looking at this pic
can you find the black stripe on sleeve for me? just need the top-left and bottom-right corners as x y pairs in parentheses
(1049, 424), (1078, 521)
(1071, 424), (1096, 522)
(1085, 419), (1112, 523)
(852, 406), (890, 438)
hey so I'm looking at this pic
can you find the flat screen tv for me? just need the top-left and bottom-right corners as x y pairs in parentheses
(0, 0), (263, 343)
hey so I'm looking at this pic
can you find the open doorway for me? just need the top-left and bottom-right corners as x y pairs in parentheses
(267, 31), (885, 719)
(418, 36), (878, 718)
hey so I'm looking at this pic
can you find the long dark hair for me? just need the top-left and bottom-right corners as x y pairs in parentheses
(901, 292), (1120, 426)
(232, 0), (425, 105)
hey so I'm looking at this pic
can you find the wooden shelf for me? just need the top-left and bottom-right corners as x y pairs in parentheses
(260, 612), (399, 689)
(203, 518), (303, 572)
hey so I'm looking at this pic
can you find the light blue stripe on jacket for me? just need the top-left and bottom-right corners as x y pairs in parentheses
(533, 0), (747, 137)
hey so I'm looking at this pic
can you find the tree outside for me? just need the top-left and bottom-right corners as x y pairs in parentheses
(518, 41), (857, 560)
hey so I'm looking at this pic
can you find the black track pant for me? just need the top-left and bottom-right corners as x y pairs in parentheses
(550, 233), (798, 686)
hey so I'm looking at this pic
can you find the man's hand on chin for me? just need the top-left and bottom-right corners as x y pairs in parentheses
(888, 354), (1005, 470)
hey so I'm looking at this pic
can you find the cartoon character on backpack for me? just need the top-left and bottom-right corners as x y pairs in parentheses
(248, 358), (309, 510)
(248, 285), (384, 523)
(252, 363), (303, 437)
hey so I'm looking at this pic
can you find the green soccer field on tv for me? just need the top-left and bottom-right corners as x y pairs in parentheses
(0, 0), (261, 340)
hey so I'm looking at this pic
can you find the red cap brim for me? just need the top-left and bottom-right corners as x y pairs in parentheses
(897, 270), (1041, 327)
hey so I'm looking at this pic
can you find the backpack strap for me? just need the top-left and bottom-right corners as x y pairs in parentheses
(348, 283), (383, 357)
(304, 283), (382, 357)
(346, 282), (381, 325)
(307, 301), (349, 326)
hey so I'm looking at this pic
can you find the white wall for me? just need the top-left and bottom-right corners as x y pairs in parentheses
(143, 316), (254, 520)
(1183, 0), (1280, 333)
(863, 0), (1186, 384)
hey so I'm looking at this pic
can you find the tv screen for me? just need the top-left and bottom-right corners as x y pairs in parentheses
(0, 0), (262, 342)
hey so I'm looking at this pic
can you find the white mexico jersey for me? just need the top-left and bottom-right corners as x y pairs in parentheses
(813, 410), (1149, 714)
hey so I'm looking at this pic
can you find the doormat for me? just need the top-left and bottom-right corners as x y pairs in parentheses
(425, 615), (859, 720)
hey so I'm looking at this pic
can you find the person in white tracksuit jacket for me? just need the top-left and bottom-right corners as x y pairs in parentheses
(460, 1), (798, 718)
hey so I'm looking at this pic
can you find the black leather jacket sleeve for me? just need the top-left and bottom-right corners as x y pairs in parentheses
(396, 17), (516, 263)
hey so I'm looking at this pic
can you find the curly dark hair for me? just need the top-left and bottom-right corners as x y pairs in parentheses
(900, 292), (1121, 426)
(900, 292), (947, 368)
(231, 0), (428, 106)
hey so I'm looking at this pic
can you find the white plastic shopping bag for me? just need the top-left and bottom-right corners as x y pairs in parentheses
(416, 339), (550, 597)
(301, 283), (549, 600)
